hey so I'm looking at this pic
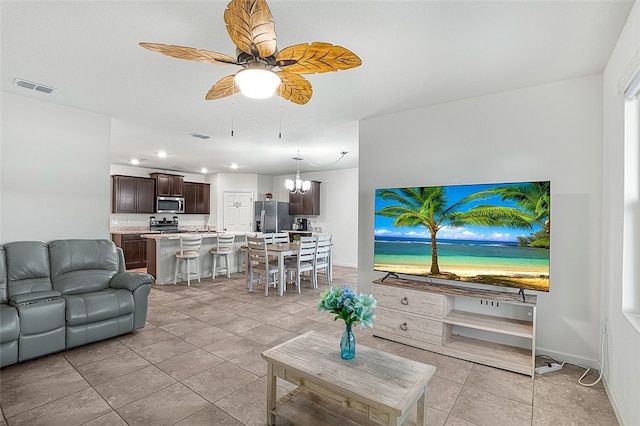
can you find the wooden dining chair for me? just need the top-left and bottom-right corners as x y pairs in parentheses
(273, 232), (289, 244)
(246, 235), (279, 296)
(315, 234), (332, 285)
(285, 236), (317, 293)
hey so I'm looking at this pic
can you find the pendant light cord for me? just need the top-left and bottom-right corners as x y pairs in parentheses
(302, 151), (348, 168)
(231, 89), (235, 137)
(279, 97), (282, 139)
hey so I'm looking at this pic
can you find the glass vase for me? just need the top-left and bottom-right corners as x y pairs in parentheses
(340, 322), (356, 359)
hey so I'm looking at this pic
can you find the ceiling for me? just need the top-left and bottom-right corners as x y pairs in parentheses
(1, 1), (634, 176)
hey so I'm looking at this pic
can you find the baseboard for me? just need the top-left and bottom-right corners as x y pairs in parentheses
(603, 376), (628, 426)
(332, 261), (357, 268)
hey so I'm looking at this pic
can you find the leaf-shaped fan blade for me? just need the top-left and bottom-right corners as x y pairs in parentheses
(276, 72), (312, 105)
(205, 74), (240, 100)
(224, 0), (277, 58)
(276, 42), (362, 74)
(139, 43), (239, 65)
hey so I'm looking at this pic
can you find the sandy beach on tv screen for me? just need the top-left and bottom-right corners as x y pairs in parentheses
(375, 263), (549, 291)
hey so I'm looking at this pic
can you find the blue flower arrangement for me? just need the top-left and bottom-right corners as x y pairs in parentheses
(317, 285), (377, 329)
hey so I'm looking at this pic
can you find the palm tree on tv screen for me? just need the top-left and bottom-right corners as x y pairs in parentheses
(375, 182), (550, 275)
(376, 187), (460, 274)
(452, 181), (550, 249)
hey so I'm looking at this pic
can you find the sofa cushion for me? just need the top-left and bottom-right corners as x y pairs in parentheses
(49, 240), (119, 295)
(63, 288), (134, 326)
(0, 304), (19, 343)
(4, 241), (52, 297)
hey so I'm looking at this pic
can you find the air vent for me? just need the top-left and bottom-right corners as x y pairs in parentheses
(190, 132), (210, 139)
(13, 78), (55, 94)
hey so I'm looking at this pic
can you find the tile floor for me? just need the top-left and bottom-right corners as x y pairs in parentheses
(0, 266), (619, 425)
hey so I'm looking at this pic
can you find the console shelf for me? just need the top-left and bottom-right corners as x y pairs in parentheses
(443, 310), (534, 338)
(373, 277), (536, 377)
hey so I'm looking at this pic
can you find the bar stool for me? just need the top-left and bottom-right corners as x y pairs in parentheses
(174, 235), (202, 286)
(211, 234), (235, 279)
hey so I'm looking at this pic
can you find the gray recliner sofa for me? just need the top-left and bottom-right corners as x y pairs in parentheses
(0, 239), (153, 368)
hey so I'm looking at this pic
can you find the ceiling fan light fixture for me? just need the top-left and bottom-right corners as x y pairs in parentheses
(234, 67), (281, 99)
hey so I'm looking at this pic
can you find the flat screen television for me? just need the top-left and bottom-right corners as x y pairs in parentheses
(374, 181), (550, 293)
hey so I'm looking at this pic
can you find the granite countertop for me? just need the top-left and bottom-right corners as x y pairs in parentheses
(111, 226), (217, 235)
(141, 231), (248, 240)
(141, 232), (218, 240)
(110, 229), (160, 235)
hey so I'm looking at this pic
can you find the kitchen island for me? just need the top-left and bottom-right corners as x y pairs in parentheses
(142, 233), (246, 285)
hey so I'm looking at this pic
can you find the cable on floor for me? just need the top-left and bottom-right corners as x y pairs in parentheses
(535, 327), (606, 387)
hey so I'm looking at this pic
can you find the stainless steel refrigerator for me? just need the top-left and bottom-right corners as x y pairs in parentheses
(254, 201), (293, 232)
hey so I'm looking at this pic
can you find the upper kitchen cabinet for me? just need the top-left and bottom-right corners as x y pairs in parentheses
(150, 173), (184, 197)
(289, 181), (321, 216)
(184, 182), (210, 214)
(111, 175), (155, 213)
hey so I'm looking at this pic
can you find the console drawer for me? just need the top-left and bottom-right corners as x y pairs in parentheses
(374, 284), (451, 318)
(375, 306), (448, 346)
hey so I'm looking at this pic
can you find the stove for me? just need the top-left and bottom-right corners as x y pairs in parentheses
(149, 216), (189, 234)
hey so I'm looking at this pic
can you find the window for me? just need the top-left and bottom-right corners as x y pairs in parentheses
(623, 70), (640, 332)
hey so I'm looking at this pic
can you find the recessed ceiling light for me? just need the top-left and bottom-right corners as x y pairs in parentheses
(230, 163), (238, 169)
(157, 151), (167, 158)
(200, 168), (208, 173)
(131, 159), (140, 165)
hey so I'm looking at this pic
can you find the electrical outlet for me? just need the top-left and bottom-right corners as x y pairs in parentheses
(535, 362), (563, 375)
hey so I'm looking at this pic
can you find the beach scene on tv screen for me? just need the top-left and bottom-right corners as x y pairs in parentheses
(374, 181), (550, 292)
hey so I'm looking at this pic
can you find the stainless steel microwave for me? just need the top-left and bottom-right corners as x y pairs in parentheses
(156, 196), (185, 214)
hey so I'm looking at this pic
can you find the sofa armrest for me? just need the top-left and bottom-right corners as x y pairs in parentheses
(10, 290), (62, 306)
(109, 272), (154, 292)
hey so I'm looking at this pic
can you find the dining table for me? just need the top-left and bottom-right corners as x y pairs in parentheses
(265, 241), (299, 296)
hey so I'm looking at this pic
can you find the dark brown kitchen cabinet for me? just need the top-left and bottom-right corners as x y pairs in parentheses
(150, 173), (184, 197)
(289, 180), (321, 216)
(184, 182), (210, 214)
(111, 175), (155, 213)
(111, 234), (147, 270)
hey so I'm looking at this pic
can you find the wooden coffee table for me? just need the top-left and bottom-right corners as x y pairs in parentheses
(262, 330), (436, 426)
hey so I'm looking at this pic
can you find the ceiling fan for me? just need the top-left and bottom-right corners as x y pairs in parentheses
(140, 0), (362, 105)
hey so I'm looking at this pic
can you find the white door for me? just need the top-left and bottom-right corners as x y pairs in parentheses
(223, 192), (253, 232)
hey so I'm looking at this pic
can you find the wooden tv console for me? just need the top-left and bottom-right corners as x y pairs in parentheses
(372, 277), (537, 377)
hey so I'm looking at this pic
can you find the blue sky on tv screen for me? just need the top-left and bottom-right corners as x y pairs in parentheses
(374, 182), (546, 243)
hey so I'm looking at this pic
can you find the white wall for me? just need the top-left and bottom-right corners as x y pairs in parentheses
(274, 168), (358, 268)
(1, 92), (111, 242)
(359, 75), (604, 368)
(602, 2), (640, 424)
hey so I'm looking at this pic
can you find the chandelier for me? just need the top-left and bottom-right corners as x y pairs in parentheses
(285, 151), (311, 194)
